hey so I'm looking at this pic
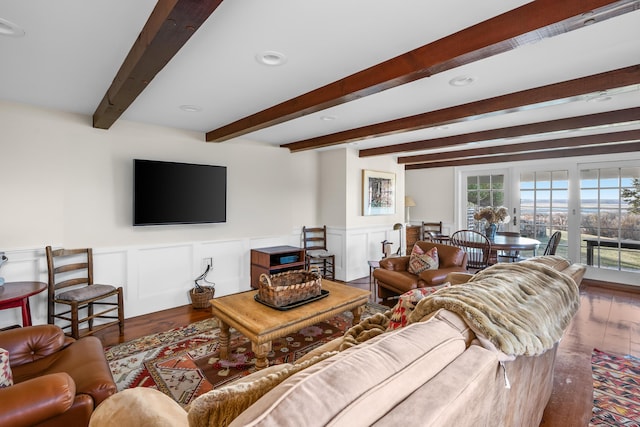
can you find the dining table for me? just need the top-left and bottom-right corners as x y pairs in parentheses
(454, 233), (541, 261)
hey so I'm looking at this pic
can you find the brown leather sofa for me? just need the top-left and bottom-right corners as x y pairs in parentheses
(0, 324), (116, 427)
(374, 241), (467, 305)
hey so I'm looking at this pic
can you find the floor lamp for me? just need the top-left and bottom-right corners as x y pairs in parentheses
(405, 196), (416, 225)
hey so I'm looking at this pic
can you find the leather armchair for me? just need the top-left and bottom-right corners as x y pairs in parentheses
(0, 324), (116, 427)
(374, 241), (467, 306)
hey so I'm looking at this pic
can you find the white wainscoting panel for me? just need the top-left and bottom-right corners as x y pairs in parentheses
(0, 227), (401, 328)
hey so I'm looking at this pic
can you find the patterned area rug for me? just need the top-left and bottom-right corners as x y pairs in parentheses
(590, 348), (640, 426)
(105, 302), (387, 407)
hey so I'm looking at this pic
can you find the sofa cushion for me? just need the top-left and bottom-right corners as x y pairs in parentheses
(229, 319), (466, 427)
(372, 345), (499, 427)
(387, 285), (450, 331)
(0, 347), (12, 387)
(407, 245), (439, 274)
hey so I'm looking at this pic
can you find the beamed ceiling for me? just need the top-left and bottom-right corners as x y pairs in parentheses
(1, 0), (639, 169)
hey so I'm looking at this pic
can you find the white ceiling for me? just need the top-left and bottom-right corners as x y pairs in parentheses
(1, 0), (639, 160)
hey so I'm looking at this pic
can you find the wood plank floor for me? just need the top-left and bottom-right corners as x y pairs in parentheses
(93, 277), (640, 427)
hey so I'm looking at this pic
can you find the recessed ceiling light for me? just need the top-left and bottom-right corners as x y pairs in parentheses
(0, 18), (25, 37)
(586, 91), (612, 102)
(255, 51), (287, 66)
(179, 105), (203, 112)
(449, 75), (476, 87)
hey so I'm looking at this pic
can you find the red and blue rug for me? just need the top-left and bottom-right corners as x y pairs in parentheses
(590, 348), (640, 426)
(104, 303), (387, 407)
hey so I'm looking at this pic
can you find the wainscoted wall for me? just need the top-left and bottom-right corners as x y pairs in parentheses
(0, 225), (396, 328)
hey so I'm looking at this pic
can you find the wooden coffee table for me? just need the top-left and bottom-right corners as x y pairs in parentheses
(210, 279), (370, 370)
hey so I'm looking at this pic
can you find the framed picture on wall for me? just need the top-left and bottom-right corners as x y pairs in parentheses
(362, 169), (396, 216)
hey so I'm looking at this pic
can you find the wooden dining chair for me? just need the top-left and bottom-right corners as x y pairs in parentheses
(421, 221), (443, 240)
(544, 231), (562, 255)
(450, 230), (492, 271)
(46, 246), (124, 339)
(302, 226), (335, 280)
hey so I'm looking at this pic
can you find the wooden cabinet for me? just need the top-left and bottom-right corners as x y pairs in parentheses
(406, 225), (421, 254)
(250, 246), (306, 289)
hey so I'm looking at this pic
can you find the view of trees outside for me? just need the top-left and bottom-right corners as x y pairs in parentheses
(466, 174), (505, 230)
(579, 167), (640, 272)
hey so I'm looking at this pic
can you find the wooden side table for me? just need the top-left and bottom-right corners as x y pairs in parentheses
(0, 281), (48, 327)
(406, 225), (421, 254)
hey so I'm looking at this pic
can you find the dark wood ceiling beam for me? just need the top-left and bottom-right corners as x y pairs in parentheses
(93, 0), (224, 130)
(206, 0), (633, 142)
(284, 65), (640, 151)
(405, 141), (640, 170)
(364, 107), (640, 159)
(399, 129), (640, 164)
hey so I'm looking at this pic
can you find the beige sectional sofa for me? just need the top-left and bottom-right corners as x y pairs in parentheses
(90, 255), (585, 427)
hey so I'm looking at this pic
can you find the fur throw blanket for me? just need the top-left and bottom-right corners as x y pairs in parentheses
(339, 312), (392, 351)
(407, 260), (580, 356)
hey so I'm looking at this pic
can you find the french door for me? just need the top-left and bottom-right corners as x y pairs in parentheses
(460, 160), (640, 285)
(462, 168), (569, 251)
(578, 164), (640, 273)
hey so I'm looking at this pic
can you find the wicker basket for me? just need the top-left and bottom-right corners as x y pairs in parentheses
(190, 286), (215, 309)
(258, 268), (321, 307)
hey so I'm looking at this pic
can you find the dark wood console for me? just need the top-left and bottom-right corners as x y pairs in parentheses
(250, 246), (306, 289)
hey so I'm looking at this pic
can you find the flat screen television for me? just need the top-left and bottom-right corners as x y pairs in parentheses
(133, 159), (227, 226)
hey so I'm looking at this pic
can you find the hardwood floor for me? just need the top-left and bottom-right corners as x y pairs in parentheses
(92, 276), (640, 427)
(540, 279), (640, 427)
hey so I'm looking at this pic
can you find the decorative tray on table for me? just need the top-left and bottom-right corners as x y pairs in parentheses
(254, 289), (330, 311)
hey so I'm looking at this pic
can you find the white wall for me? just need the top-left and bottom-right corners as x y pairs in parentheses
(1, 101), (318, 248)
(405, 167), (456, 234)
(312, 148), (405, 281)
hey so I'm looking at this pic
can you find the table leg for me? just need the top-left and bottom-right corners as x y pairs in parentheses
(351, 305), (365, 325)
(21, 298), (32, 327)
(252, 341), (272, 370)
(586, 242), (594, 266)
(218, 320), (230, 360)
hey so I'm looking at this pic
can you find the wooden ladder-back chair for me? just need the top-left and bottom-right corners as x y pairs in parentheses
(45, 246), (124, 339)
(544, 231), (562, 256)
(450, 230), (492, 271)
(421, 221), (443, 240)
(302, 226), (335, 280)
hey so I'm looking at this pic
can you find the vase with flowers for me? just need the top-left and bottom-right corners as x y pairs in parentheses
(473, 206), (510, 240)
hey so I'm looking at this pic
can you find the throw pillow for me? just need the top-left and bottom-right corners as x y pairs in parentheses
(0, 347), (13, 388)
(387, 284), (451, 331)
(407, 244), (439, 274)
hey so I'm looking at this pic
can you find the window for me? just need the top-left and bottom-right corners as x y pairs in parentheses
(579, 166), (640, 272)
(466, 174), (505, 229)
(519, 170), (569, 257)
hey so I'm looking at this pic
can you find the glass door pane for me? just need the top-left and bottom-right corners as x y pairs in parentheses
(466, 174), (506, 230)
(579, 166), (640, 272)
(519, 170), (569, 257)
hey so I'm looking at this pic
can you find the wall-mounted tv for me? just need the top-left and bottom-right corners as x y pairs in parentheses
(133, 159), (227, 226)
